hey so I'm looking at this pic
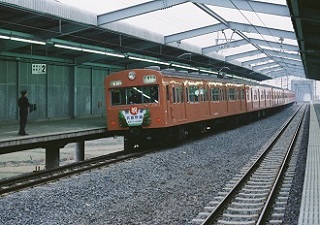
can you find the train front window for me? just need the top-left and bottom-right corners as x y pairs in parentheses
(111, 89), (126, 105)
(110, 85), (159, 106)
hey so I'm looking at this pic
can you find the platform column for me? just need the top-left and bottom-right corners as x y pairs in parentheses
(45, 147), (60, 170)
(75, 141), (85, 162)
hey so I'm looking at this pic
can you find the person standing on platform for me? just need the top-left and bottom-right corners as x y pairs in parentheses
(18, 90), (30, 136)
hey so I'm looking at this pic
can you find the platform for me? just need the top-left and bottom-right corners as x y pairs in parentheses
(298, 101), (320, 225)
(0, 116), (110, 169)
(0, 116), (107, 142)
(0, 116), (110, 152)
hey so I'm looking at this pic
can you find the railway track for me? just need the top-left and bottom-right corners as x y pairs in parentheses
(192, 104), (306, 225)
(0, 150), (150, 196)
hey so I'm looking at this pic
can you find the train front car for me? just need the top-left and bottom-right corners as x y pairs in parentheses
(105, 69), (165, 151)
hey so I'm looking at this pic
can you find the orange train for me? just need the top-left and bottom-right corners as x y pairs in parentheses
(104, 67), (295, 150)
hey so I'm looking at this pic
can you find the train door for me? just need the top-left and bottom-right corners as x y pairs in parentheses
(220, 86), (228, 115)
(240, 87), (246, 112)
(199, 85), (209, 117)
(175, 84), (186, 121)
(258, 89), (261, 108)
(167, 83), (186, 123)
(165, 84), (173, 123)
(251, 88), (254, 110)
(245, 86), (252, 112)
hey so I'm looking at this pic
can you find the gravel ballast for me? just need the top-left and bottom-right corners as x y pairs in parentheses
(0, 104), (305, 225)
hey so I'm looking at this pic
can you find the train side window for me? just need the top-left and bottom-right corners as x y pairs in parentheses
(254, 90), (258, 100)
(228, 88), (235, 100)
(211, 88), (219, 101)
(175, 86), (182, 103)
(234, 89), (239, 100)
(246, 89), (250, 101)
(172, 87), (176, 103)
(173, 87), (181, 103)
(201, 87), (208, 102)
(166, 85), (170, 101)
(186, 87), (189, 102)
(240, 89), (245, 100)
(199, 88), (203, 102)
(189, 86), (199, 103)
(176, 87), (181, 103)
(220, 88), (225, 101)
(180, 87), (184, 103)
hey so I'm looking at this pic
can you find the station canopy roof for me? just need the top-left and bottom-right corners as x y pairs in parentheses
(0, 0), (313, 81)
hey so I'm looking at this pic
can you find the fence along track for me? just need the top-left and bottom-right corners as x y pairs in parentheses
(192, 105), (306, 225)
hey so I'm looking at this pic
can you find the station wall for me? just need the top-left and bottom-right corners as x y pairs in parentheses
(0, 59), (118, 122)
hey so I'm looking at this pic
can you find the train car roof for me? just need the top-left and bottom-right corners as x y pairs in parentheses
(146, 66), (290, 91)
(144, 66), (262, 87)
(113, 66), (292, 91)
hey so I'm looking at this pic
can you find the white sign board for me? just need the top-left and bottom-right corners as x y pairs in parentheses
(32, 64), (47, 74)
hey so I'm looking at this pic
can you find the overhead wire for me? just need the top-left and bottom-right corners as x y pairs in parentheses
(245, 0), (298, 76)
(230, 0), (298, 77)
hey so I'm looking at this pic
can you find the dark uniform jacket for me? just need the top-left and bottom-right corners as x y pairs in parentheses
(18, 96), (30, 114)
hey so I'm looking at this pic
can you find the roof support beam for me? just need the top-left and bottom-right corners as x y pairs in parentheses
(252, 62), (278, 70)
(165, 21), (296, 44)
(165, 23), (227, 44)
(278, 62), (304, 69)
(227, 48), (301, 62)
(269, 72), (286, 78)
(242, 56), (271, 67)
(229, 22), (296, 40)
(203, 39), (248, 53)
(253, 61), (303, 75)
(249, 38), (299, 52)
(191, 0), (290, 17)
(203, 37), (299, 54)
(261, 66), (282, 73)
(267, 70), (306, 78)
(268, 55), (303, 65)
(226, 50), (262, 61)
(97, 0), (187, 25)
(263, 49), (301, 60)
(248, 58), (303, 71)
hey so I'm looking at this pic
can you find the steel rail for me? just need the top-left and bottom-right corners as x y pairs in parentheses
(0, 150), (150, 196)
(199, 105), (305, 225)
(256, 105), (306, 224)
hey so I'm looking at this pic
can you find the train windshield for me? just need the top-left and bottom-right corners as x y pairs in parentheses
(110, 85), (159, 106)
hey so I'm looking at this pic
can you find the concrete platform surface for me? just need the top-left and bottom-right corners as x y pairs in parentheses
(0, 116), (107, 143)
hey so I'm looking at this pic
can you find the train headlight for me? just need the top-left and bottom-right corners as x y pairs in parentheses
(128, 71), (136, 80)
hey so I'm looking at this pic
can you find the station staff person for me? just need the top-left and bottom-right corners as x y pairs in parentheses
(18, 90), (30, 136)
